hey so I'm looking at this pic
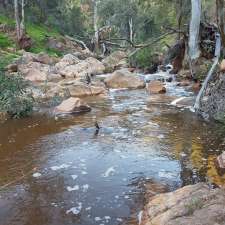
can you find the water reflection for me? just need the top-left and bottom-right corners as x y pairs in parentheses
(0, 89), (224, 225)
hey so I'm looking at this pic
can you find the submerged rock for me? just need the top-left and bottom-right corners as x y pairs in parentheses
(141, 183), (225, 225)
(146, 81), (166, 94)
(55, 97), (91, 114)
(104, 69), (145, 89)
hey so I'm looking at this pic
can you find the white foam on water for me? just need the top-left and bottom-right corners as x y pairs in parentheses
(50, 164), (70, 171)
(32, 172), (42, 178)
(71, 175), (78, 180)
(85, 207), (92, 211)
(82, 184), (89, 192)
(66, 185), (79, 192)
(51, 203), (58, 207)
(105, 216), (111, 220)
(158, 170), (177, 179)
(157, 134), (165, 139)
(81, 171), (88, 175)
(66, 203), (82, 215)
(102, 167), (116, 177)
(79, 163), (86, 168)
(95, 217), (101, 221)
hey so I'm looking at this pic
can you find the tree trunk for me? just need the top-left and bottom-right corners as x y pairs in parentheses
(93, 0), (99, 52)
(129, 18), (133, 43)
(188, 0), (201, 78)
(216, 0), (225, 51)
(14, 0), (21, 41)
(189, 0), (201, 60)
(176, 0), (183, 40)
(20, 0), (25, 38)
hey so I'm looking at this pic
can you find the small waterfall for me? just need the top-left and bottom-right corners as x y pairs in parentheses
(194, 33), (221, 110)
(189, 0), (201, 60)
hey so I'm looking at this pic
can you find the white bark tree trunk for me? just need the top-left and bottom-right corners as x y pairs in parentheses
(189, 0), (201, 60)
(129, 18), (133, 43)
(14, 0), (21, 40)
(93, 0), (99, 49)
(20, 0), (25, 38)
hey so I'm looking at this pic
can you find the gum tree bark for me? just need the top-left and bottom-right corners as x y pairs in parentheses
(188, 0), (201, 78)
(14, 0), (21, 40)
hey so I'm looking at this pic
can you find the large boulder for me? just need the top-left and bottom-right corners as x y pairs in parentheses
(59, 57), (105, 78)
(104, 69), (145, 89)
(18, 62), (51, 82)
(55, 97), (91, 114)
(68, 84), (106, 97)
(141, 183), (225, 225)
(102, 51), (128, 72)
(44, 84), (70, 100)
(17, 52), (58, 65)
(55, 54), (81, 71)
(146, 81), (166, 94)
(35, 52), (58, 65)
(46, 36), (82, 53)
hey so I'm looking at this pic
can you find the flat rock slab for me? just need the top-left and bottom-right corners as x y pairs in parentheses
(55, 97), (91, 114)
(141, 183), (225, 225)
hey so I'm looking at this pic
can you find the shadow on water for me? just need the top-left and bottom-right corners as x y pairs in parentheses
(0, 89), (225, 225)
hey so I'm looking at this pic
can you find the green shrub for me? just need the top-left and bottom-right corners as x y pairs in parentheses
(0, 33), (12, 48)
(0, 72), (33, 118)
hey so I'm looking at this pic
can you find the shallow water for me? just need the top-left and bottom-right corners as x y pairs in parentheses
(0, 78), (225, 225)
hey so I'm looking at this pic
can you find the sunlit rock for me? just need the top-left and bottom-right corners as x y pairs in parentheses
(55, 97), (91, 114)
(141, 183), (225, 225)
(104, 69), (145, 89)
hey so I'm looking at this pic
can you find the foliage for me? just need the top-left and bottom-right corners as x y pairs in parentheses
(0, 72), (33, 118)
(0, 52), (20, 71)
(0, 33), (13, 48)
